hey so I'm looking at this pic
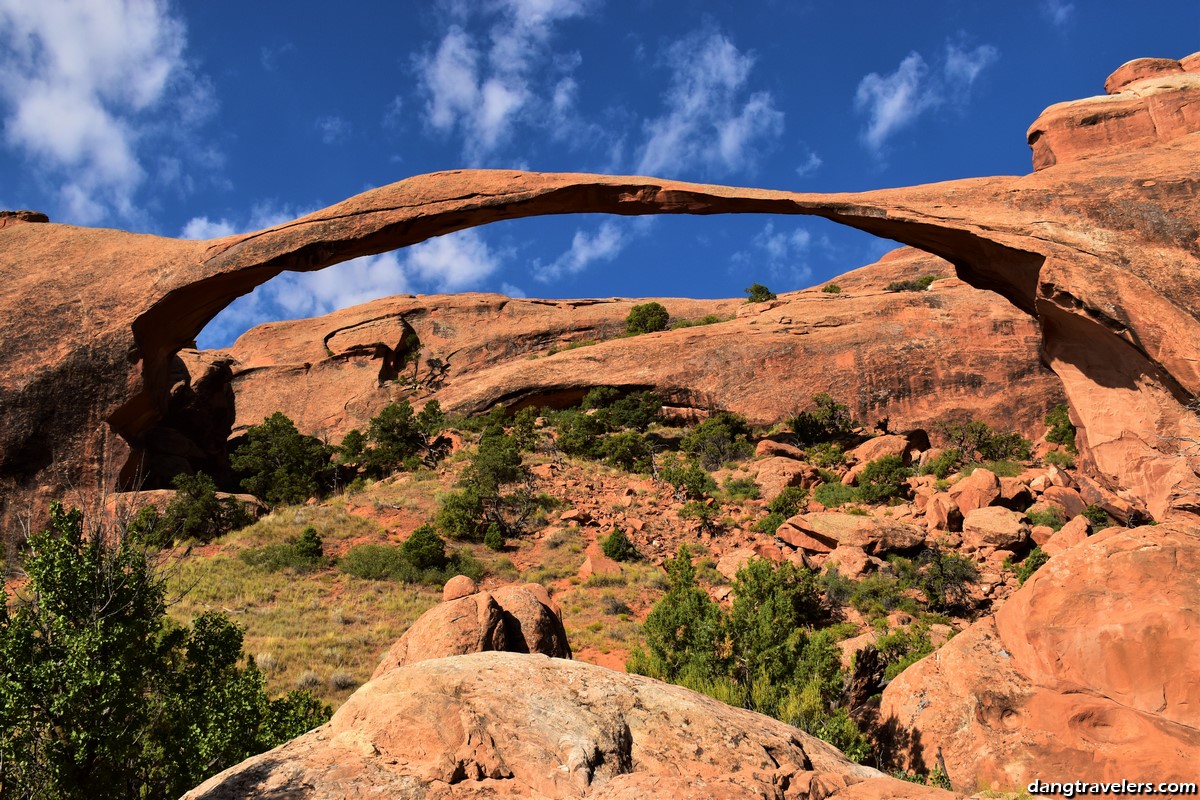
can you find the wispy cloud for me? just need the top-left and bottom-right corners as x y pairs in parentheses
(795, 148), (822, 178)
(314, 115), (351, 145)
(416, 0), (593, 163)
(184, 209), (505, 348)
(534, 220), (628, 282)
(0, 0), (217, 224)
(854, 39), (998, 157)
(944, 42), (999, 93)
(637, 31), (783, 177)
(732, 221), (813, 286)
(1040, 0), (1075, 28)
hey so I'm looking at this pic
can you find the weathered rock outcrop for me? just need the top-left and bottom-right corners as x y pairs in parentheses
(217, 247), (1060, 446)
(4, 53), (1200, 526)
(184, 652), (953, 800)
(371, 582), (571, 678)
(879, 523), (1200, 788)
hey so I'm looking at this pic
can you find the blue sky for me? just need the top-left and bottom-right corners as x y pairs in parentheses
(1, 1), (1197, 349)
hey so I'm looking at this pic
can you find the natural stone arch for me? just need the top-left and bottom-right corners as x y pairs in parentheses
(5, 54), (1200, 528)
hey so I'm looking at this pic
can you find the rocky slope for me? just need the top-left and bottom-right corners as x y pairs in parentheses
(202, 246), (1059, 450)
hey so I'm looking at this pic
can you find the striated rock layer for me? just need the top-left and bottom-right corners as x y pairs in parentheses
(183, 652), (953, 800)
(213, 246), (1059, 447)
(5, 55), (1200, 525)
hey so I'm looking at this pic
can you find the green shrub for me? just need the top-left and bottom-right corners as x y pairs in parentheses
(821, 283), (841, 294)
(977, 459), (1024, 478)
(752, 512), (786, 535)
(239, 541), (322, 573)
(231, 412), (334, 505)
(400, 524), (449, 570)
(337, 544), (407, 581)
(670, 314), (730, 329)
(680, 411), (754, 469)
(339, 542), (481, 584)
(819, 566), (854, 608)
(659, 455), (717, 500)
(295, 526), (324, 560)
(744, 282), (777, 303)
(679, 500), (721, 532)
(416, 399), (446, 437)
(484, 524), (505, 551)
(590, 390), (662, 432)
(601, 528), (638, 562)
(722, 476), (761, 502)
(789, 393), (857, 446)
(768, 486), (808, 517)
(913, 549), (978, 611)
(876, 624), (935, 680)
(850, 571), (918, 619)
(361, 401), (426, 476)
(813, 481), (857, 508)
(553, 409), (604, 457)
(162, 472), (253, 545)
(806, 442), (846, 467)
(1006, 546), (1050, 585)
(885, 275), (938, 292)
(435, 487), (487, 540)
(1025, 505), (1065, 531)
(625, 302), (670, 334)
(1082, 504), (1108, 527)
(600, 431), (655, 473)
(856, 455), (912, 504)
(1045, 403), (1076, 453)
(337, 428), (366, 466)
(939, 419), (1031, 463)
(1044, 449), (1075, 468)
(918, 448), (961, 479)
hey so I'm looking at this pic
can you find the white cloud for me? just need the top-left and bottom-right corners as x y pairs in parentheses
(944, 42), (999, 92)
(795, 149), (822, 178)
(732, 221), (813, 285)
(1040, 0), (1075, 28)
(637, 31), (783, 177)
(534, 220), (628, 283)
(855, 39), (997, 157)
(416, 0), (591, 162)
(501, 282), (527, 298)
(180, 215), (236, 240)
(191, 213), (505, 348)
(0, 0), (216, 224)
(315, 115), (351, 145)
(855, 53), (939, 156)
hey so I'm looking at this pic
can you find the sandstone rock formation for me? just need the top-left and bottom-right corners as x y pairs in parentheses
(5, 54), (1200, 526)
(372, 582), (571, 678)
(185, 652), (954, 800)
(214, 247), (1057, 448)
(880, 523), (1200, 788)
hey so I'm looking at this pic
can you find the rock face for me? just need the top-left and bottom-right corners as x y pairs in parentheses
(217, 247), (1058, 448)
(879, 523), (1200, 788)
(185, 652), (953, 800)
(5, 54), (1200, 526)
(372, 582), (571, 678)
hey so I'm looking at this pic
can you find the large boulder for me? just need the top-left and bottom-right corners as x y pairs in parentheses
(880, 523), (1200, 789)
(186, 652), (955, 800)
(783, 512), (926, 556)
(373, 582), (570, 678)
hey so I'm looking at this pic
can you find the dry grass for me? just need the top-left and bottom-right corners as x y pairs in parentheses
(167, 554), (439, 708)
